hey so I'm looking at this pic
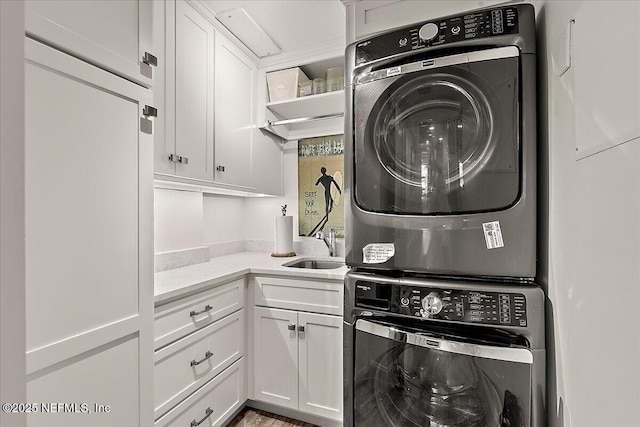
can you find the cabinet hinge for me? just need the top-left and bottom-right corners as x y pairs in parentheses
(142, 52), (157, 67)
(143, 105), (157, 117)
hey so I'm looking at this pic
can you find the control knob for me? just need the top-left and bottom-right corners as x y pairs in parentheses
(419, 23), (439, 42)
(420, 292), (443, 317)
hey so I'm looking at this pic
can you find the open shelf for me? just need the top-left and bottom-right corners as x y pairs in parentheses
(262, 90), (344, 140)
(267, 90), (344, 119)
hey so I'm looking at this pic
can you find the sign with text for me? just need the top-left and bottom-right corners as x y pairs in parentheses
(298, 135), (344, 237)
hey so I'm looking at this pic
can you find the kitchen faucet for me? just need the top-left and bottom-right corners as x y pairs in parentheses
(316, 228), (336, 257)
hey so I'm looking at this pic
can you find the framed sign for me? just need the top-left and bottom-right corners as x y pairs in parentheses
(298, 134), (344, 237)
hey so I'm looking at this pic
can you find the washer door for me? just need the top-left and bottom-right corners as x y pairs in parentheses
(353, 319), (533, 427)
(354, 47), (520, 215)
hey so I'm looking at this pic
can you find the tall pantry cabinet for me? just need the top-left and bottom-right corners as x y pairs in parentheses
(24, 1), (156, 425)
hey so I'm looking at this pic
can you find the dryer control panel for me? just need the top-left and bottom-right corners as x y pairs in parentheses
(355, 6), (520, 65)
(355, 281), (528, 327)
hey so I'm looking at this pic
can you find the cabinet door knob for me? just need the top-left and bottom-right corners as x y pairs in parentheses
(216, 165), (225, 172)
(287, 324), (296, 331)
(297, 325), (305, 333)
(178, 156), (189, 165)
(168, 154), (179, 162)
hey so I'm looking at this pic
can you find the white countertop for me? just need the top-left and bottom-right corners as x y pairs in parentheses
(154, 252), (348, 304)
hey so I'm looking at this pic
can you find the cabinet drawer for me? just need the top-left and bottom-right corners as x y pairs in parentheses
(154, 310), (244, 419)
(254, 276), (343, 315)
(154, 358), (245, 427)
(155, 278), (244, 349)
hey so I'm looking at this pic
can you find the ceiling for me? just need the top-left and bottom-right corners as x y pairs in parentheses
(202, 0), (346, 65)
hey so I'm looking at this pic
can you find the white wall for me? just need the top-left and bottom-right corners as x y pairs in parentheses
(203, 194), (245, 244)
(0, 1), (26, 425)
(538, 1), (640, 426)
(155, 140), (340, 256)
(154, 188), (204, 253)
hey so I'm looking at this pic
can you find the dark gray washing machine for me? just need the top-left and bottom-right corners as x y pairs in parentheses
(343, 271), (546, 427)
(344, 4), (537, 279)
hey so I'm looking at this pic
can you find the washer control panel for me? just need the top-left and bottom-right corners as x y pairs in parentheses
(397, 286), (527, 327)
(355, 6), (520, 65)
(355, 281), (528, 327)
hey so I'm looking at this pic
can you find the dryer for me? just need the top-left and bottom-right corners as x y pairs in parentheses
(344, 4), (537, 279)
(343, 271), (546, 427)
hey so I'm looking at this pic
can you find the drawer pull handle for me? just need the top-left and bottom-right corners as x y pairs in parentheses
(287, 324), (296, 331)
(190, 407), (213, 426)
(190, 351), (213, 367)
(190, 305), (213, 317)
(297, 325), (305, 333)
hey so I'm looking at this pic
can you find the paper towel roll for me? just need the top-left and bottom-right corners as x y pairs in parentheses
(274, 216), (294, 256)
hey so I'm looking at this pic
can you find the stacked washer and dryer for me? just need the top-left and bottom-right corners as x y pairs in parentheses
(343, 4), (544, 427)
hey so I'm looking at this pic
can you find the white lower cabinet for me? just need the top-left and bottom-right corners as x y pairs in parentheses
(154, 310), (244, 418)
(154, 278), (244, 350)
(253, 307), (299, 410)
(297, 312), (343, 420)
(154, 279), (246, 425)
(253, 277), (343, 422)
(155, 359), (245, 427)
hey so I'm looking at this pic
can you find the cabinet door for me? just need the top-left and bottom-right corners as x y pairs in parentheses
(25, 0), (155, 87)
(24, 38), (153, 425)
(214, 31), (255, 189)
(154, 0), (175, 176)
(27, 336), (140, 427)
(298, 312), (343, 421)
(174, 0), (215, 181)
(251, 129), (283, 196)
(253, 307), (299, 410)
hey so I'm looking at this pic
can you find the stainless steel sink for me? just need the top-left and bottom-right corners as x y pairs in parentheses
(284, 259), (345, 269)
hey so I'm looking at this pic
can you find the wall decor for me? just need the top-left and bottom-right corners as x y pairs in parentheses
(298, 134), (344, 237)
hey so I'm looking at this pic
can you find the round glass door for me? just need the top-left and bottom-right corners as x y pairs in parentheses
(374, 74), (494, 192)
(355, 55), (520, 215)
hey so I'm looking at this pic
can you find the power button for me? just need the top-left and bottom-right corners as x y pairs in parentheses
(400, 297), (410, 307)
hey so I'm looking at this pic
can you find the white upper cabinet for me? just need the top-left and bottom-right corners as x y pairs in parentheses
(214, 31), (256, 189)
(173, 0), (215, 182)
(25, 0), (156, 87)
(153, 0), (283, 195)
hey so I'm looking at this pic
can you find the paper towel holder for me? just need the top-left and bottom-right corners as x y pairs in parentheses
(271, 207), (296, 258)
